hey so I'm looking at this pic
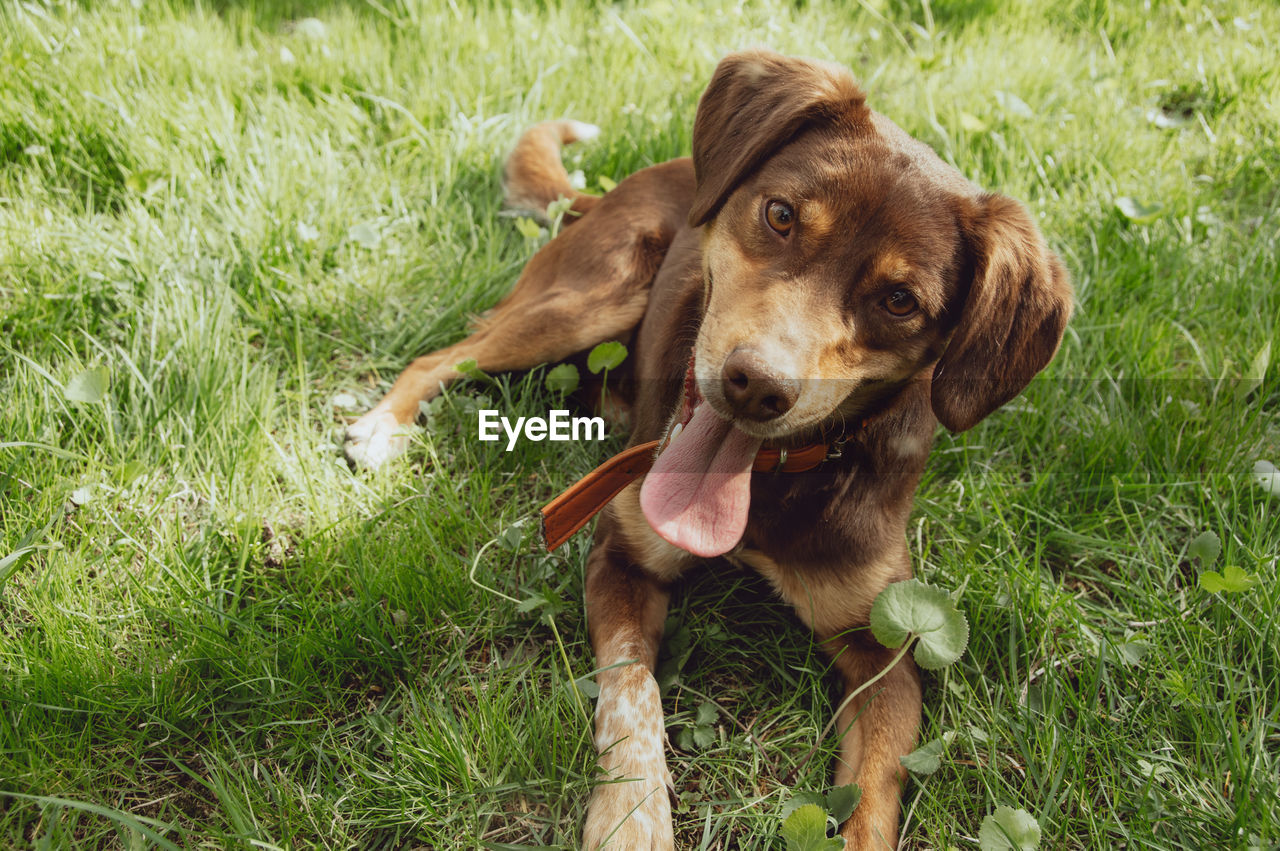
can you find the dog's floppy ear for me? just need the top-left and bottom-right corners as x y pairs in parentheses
(931, 193), (1073, 433)
(689, 49), (866, 227)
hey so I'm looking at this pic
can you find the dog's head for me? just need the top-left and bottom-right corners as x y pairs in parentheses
(688, 49), (1073, 438)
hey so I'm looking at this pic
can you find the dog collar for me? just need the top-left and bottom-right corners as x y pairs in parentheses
(539, 437), (833, 552)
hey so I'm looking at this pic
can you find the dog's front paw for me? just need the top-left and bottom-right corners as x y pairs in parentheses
(585, 665), (676, 848)
(344, 410), (411, 469)
(582, 770), (675, 850)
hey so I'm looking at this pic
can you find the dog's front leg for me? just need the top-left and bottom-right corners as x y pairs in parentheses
(822, 630), (922, 850)
(581, 508), (685, 850)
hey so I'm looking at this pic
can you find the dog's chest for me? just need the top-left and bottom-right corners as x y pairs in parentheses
(723, 546), (902, 634)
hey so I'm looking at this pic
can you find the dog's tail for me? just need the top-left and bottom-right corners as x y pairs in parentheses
(502, 119), (602, 223)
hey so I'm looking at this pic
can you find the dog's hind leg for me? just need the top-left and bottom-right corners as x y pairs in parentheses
(344, 128), (695, 468)
(344, 280), (644, 468)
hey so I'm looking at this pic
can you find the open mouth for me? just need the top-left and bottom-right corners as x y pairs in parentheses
(640, 352), (766, 558)
(667, 354), (704, 444)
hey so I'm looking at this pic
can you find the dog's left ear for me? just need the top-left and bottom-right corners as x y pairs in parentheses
(689, 49), (866, 227)
(931, 193), (1073, 433)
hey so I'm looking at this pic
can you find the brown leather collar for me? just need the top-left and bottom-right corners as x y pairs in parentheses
(539, 437), (830, 551)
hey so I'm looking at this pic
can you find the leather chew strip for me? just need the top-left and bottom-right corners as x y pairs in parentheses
(539, 439), (829, 552)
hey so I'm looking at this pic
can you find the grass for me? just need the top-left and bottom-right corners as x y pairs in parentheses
(1, 0), (1277, 847)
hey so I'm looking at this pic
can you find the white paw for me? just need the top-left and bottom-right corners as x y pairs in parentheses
(344, 410), (411, 469)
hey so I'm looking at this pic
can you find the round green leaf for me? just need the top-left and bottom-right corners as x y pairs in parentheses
(453, 359), (490, 382)
(587, 341), (627, 374)
(824, 783), (861, 823)
(544, 363), (580, 396)
(64, 365), (110, 404)
(979, 806), (1041, 851)
(779, 791), (826, 821)
(1188, 530), (1220, 566)
(900, 737), (945, 775)
(1199, 564), (1258, 594)
(780, 804), (844, 851)
(869, 579), (969, 670)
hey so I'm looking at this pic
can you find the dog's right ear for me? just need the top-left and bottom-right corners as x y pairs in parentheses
(689, 49), (866, 227)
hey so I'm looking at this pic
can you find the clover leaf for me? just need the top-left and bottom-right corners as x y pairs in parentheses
(900, 737), (945, 776)
(978, 806), (1041, 851)
(1188, 530), (1221, 566)
(1199, 564), (1259, 593)
(64, 365), (110, 404)
(544, 363), (580, 396)
(869, 579), (969, 670)
(780, 804), (844, 851)
(587, 341), (628, 374)
(824, 784), (861, 823)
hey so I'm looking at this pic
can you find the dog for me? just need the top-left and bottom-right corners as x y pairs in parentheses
(345, 49), (1072, 849)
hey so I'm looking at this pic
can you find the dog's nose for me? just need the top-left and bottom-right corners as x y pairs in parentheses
(720, 348), (799, 421)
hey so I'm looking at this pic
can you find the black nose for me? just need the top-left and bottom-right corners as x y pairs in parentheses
(720, 348), (799, 421)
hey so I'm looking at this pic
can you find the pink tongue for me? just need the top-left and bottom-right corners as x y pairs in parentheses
(640, 402), (763, 557)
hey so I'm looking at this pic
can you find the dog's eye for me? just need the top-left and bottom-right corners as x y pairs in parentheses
(884, 289), (918, 317)
(764, 200), (794, 236)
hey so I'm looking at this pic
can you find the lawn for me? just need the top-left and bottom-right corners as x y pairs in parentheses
(1, 0), (1278, 848)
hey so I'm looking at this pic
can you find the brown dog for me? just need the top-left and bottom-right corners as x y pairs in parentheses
(346, 50), (1071, 849)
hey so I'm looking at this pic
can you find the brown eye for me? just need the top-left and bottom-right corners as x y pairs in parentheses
(765, 200), (794, 235)
(884, 289), (918, 317)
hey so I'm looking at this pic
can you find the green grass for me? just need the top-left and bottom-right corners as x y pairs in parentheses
(1, 0), (1278, 848)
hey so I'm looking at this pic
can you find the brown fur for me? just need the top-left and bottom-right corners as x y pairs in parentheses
(345, 49), (1073, 848)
